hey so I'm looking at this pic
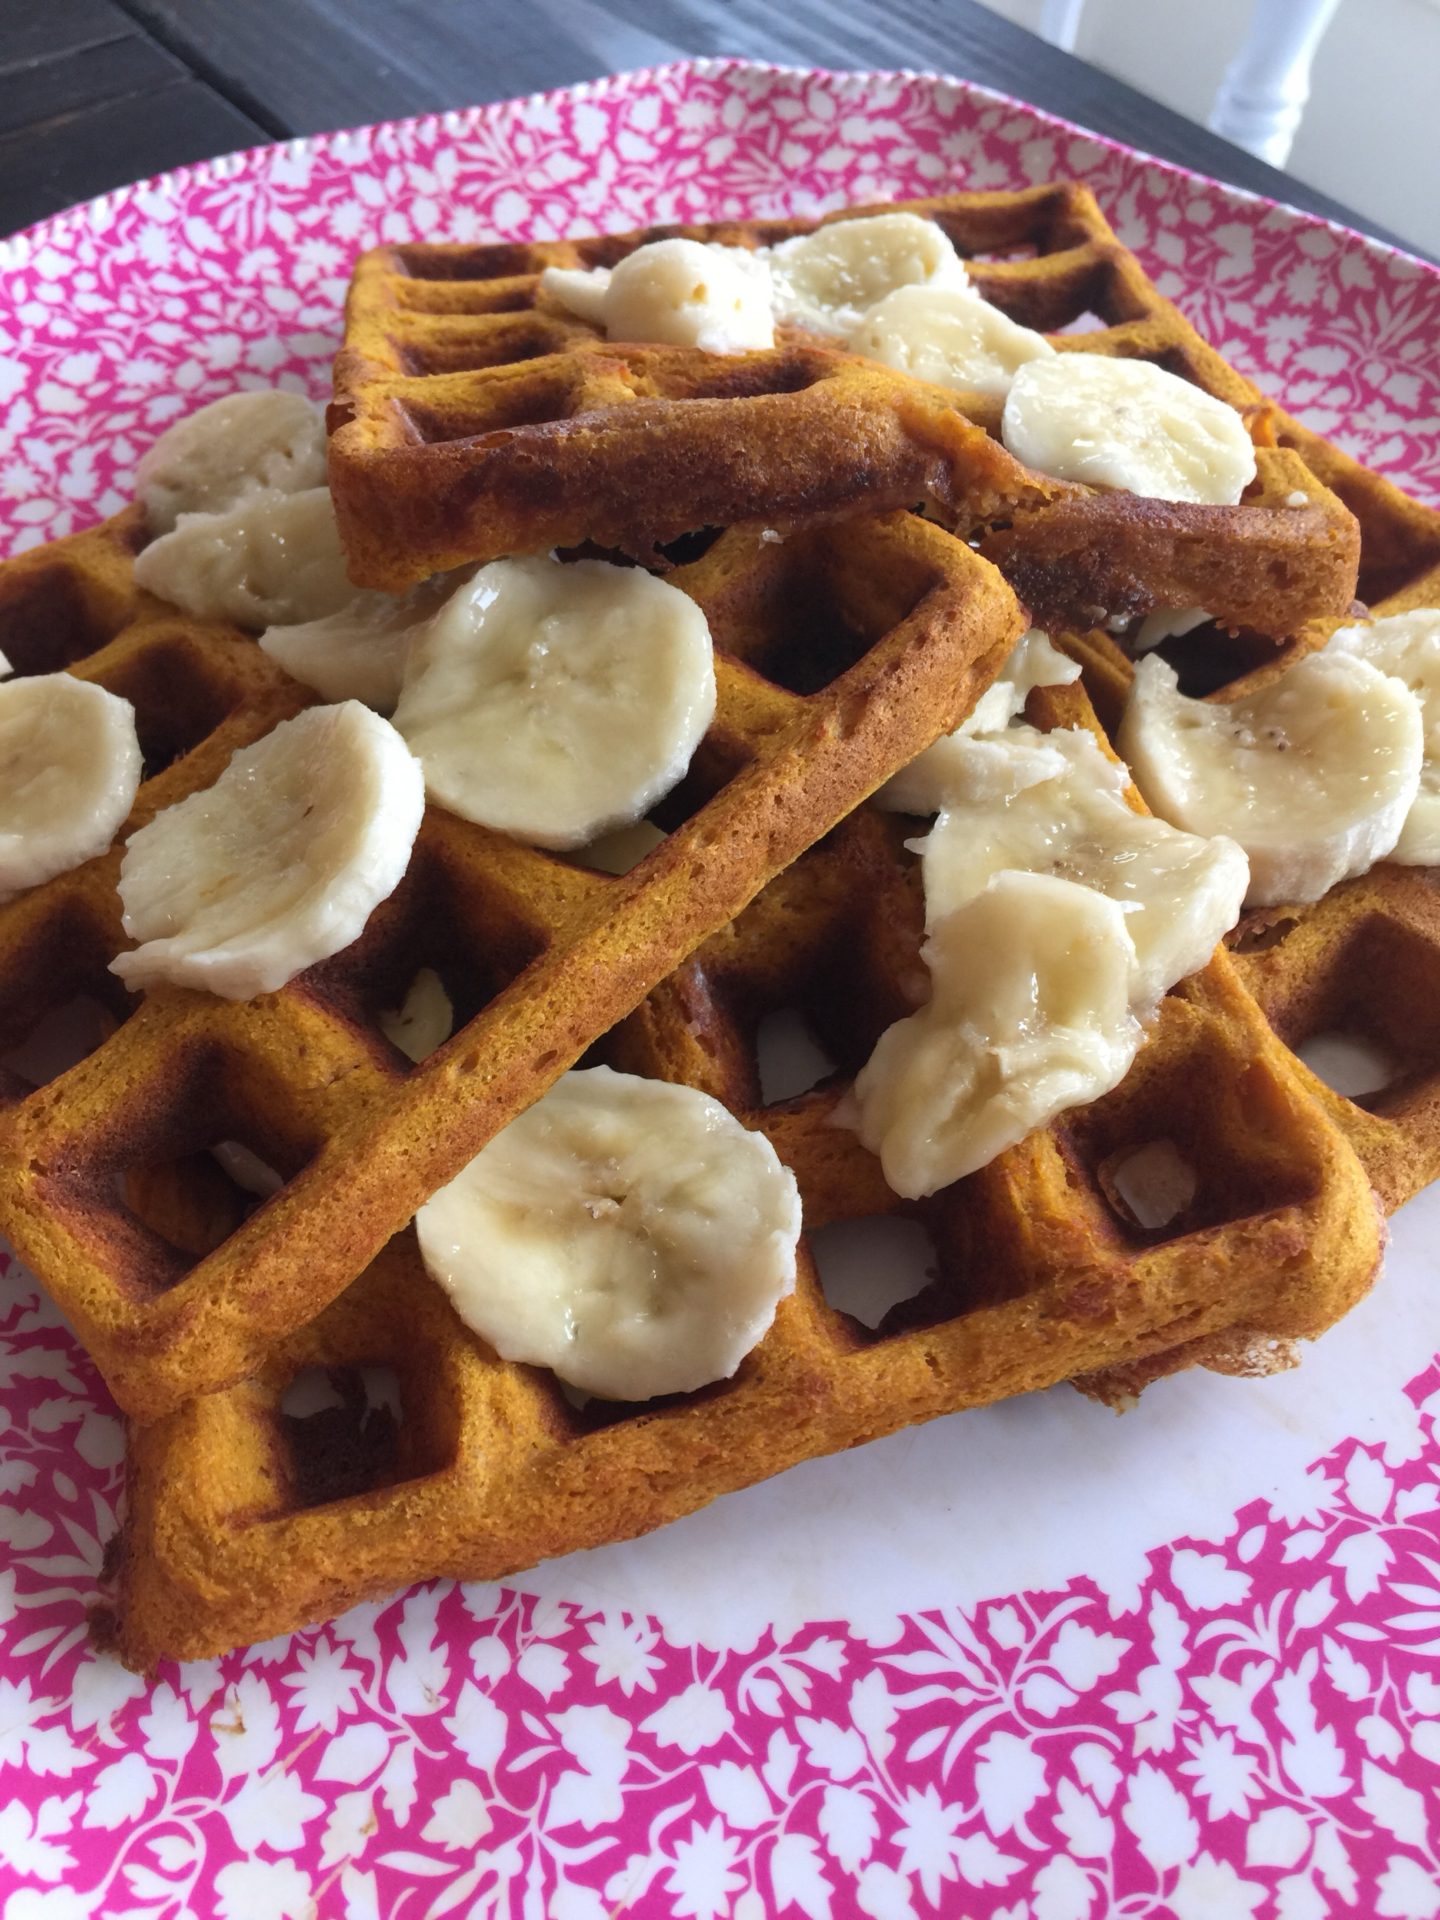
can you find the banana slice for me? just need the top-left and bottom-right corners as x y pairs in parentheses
(211, 1140), (285, 1199)
(1001, 356), (1258, 504)
(917, 724), (1249, 1003)
(134, 486), (354, 631)
(0, 675), (142, 902)
(543, 239), (774, 352)
(1118, 651), (1423, 906)
(0, 649), (12, 677)
(112, 702), (424, 1000)
(576, 820), (668, 875)
(876, 629), (1079, 813)
(1328, 609), (1440, 863)
(854, 872), (1142, 1199)
(1132, 606), (1211, 654)
(379, 968), (455, 1064)
(766, 213), (971, 335)
(391, 553), (716, 850)
(848, 285), (1054, 402)
(260, 573), (461, 711)
(540, 264), (611, 327)
(416, 1065), (802, 1401)
(136, 390), (326, 534)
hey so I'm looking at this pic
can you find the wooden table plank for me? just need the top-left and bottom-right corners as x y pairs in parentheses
(0, 0), (131, 76)
(0, 72), (267, 237)
(0, 0), (269, 237)
(123, 0), (631, 135)
(0, 30), (181, 141)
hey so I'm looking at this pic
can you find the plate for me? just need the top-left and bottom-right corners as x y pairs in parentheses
(3, 58), (1439, 1920)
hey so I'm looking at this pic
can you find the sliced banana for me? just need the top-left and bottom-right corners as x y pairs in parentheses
(544, 239), (774, 352)
(1132, 606), (1211, 654)
(848, 284), (1053, 402)
(260, 573), (460, 712)
(854, 872), (1141, 1199)
(1327, 608), (1440, 864)
(766, 213), (971, 335)
(967, 629), (1081, 733)
(541, 264), (611, 327)
(134, 486), (354, 631)
(1118, 651), (1423, 906)
(391, 553), (716, 850)
(875, 628), (1079, 813)
(1001, 356), (1258, 504)
(379, 967), (455, 1064)
(917, 724), (1249, 1003)
(112, 702), (424, 1000)
(576, 820), (668, 875)
(211, 1139), (285, 1199)
(0, 675), (142, 902)
(543, 215), (971, 352)
(136, 390), (327, 535)
(415, 1065), (802, 1401)
(0, 649), (12, 677)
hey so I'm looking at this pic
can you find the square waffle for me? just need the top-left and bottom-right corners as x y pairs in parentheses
(327, 185), (1361, 642)
(0, 507), (1025, 1421)
(96, 672), (1384, 1667)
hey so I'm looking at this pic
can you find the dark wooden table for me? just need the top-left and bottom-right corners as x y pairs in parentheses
(0, 0), (1424, 257)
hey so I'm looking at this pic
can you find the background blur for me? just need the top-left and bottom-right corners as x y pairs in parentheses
(976, 0), (1440, 258)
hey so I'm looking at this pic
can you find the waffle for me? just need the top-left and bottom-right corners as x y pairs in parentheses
(7, 188), (1427, 1667)
(0, 509), (1026, 1421)
(328, 187), (1360, 640)
(96, 671), (1385, 1667)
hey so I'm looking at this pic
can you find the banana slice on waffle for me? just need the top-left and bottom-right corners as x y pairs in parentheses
(416, 1065), (802, 1401)
(113, 702), (425, 999)
(0, 675), (142, 902)
(391, 553), (717, 849)
(1119, 651), (1423, 905)
(1001, 354), (1258, 504)
(1327, 608), (1440, 863)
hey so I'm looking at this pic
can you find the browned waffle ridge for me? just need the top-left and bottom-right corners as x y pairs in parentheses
(328, 185), (1360, 637)
(97, 673), (1384, 1668)
(0, 509), (1026, 1421)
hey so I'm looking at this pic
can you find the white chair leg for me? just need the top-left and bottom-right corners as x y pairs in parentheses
(1208, 0), (1344, 166)
(1038, 0), (1087, 54)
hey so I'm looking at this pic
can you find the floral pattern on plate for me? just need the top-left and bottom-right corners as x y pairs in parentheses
(2, 58), (1439, 1920)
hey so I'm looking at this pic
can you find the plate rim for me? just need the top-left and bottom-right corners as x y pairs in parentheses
(3, 54), (1437, 289)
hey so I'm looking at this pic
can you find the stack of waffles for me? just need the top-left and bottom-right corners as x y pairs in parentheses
(0, 184), (1432, 1668)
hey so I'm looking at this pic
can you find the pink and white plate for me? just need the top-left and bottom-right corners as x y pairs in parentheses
(2, 59), (1439, 1920)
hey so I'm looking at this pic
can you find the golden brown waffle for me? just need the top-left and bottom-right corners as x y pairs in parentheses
(328, 186), (1360, 640)
(1056, 415), (1440, 1214)
(97, 673), (1385, 1668)
(0, 510), (1026, 1421)
(0, 507), (312, 1103)
(331, 333), (1065, 584)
